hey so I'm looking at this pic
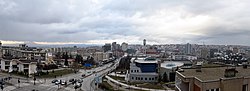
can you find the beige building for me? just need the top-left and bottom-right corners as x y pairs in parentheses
(1, 59), (37, 76)
(176, 67), (250, 91)
(0, 41), (2, 58)
(92, 52), (110, 62)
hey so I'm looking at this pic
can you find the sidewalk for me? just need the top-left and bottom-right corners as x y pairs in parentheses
(105, 75), (175, 91)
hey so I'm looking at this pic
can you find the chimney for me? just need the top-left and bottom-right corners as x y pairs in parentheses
(224, 68), (238, 77)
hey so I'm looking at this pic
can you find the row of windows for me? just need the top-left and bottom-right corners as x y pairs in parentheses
(206, 88), (220, 91)
(131, 70), (139, 73)
(131, 77), (157, 81)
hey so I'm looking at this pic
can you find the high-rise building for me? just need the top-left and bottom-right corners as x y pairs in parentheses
(102, 43), (111, 52)
(185, 43), (192, 55)
(200, 48), (208, 59)
(0, 41), (2, 58)
(112, 42), (117, 51)
(143, 39), (146, 54)
(143, 39), (146, 46)
(121, 42), (128, 51)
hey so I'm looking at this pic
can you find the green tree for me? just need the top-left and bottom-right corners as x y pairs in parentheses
(63, 52), (69, 66)
(163, 72), (169, 82)
(75, 54), (83, 64)
(158, 74), (162, 82)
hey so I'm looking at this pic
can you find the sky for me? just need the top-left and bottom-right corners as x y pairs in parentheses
(1, 0), (250, 46)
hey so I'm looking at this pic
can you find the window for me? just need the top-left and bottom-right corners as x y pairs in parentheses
(243, 84), (248, 91)
(132, 77), (134, 80)
(149, 78), (151, 80)
(152, 78), (154, 80)
(216, 88), (219, 91)
(145, 78), (147, 80)
(207, 88), (220, 91)
(131, 70), (133, 72)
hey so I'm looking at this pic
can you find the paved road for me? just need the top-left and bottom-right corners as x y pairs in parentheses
(0, 59), (120, 91)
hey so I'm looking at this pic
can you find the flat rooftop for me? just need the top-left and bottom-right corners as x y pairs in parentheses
(178, 67), (250, 82)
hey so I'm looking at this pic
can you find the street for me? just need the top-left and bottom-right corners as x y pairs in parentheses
(0, 59), (119, 91)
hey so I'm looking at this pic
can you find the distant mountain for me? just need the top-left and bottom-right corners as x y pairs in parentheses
(2, 42), (102, 48)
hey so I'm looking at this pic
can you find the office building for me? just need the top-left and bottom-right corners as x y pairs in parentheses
(125, 57), (159, 83)
(185, 43), (192, 55)
(102, 43), (111, 52)
(121, 42), (128, 52)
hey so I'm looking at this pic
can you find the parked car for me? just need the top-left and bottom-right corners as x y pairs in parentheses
(61, 80), (66, 85)
(77, 79), (83, 83)
(55, 80), (61, 85)
(82, 74), (86, 77)
(51, 79), (58, 83)
(69, 79), (75, 82)
(75, 82), (82, 88)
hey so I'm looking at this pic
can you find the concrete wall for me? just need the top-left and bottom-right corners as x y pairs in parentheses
(18, 63), (24, 72)
(1, 60), (5, 71)
(28, 63), (37, 75)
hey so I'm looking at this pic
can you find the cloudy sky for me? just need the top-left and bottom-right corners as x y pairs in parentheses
(1, 0), (250, 46)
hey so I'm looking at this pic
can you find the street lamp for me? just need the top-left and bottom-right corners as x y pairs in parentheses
(18, 78), (20, 88)
(33, 77), (36, 85)
(0, 85), (3, 91)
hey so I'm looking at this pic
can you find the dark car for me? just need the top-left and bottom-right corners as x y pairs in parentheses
(69, 79), (75, 82)
(51, 79), (58, 83)
(82, 74), (86, 77)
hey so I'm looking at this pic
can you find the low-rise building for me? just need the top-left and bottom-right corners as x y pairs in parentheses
(1, 59), (37, 76)
(125, 57), (160, 83)
(17, 59), (37, 75)
(176, 67), (250, 91)
(1, 59), (10, 71)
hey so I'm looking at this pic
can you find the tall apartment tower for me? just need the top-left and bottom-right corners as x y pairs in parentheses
(185, 43), (192, 55)
(143, 39), (146, 54)
(0, 41), (2, 58)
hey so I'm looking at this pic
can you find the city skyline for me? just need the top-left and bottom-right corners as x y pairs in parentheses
(1, 0), (250, 46)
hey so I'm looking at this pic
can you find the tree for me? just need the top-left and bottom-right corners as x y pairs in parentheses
(69, 54), (73, 59)
(75, 55), (83, 64)
(55, 52), (62, 59)
(163, 72), (169, 82)
(63, 52), (69, 66)
(158, 74), (162, 82)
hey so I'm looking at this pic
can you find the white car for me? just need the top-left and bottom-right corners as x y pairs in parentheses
(61, 80), (66, 85)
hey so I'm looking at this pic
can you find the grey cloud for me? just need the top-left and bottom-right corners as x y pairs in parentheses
(1, 0), (250, 45)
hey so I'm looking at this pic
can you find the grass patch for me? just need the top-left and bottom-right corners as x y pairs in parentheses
(137, 83), (165, 90)
(109, 76), (125, 81)
(99, 81), (116, 91)
(202, 63), (223, 67)
(38, 69), (74, 78)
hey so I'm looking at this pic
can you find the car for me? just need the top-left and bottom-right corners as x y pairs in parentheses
(82, 74), (86, 77)
(75, 82), (82, 88)
(77, 79), (83, 83)
(69, 79), (75, 82)
(51, 79), (58, 83)
(55, 80), (61, 85)
(61, 80), (66, 85)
